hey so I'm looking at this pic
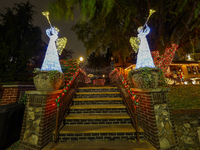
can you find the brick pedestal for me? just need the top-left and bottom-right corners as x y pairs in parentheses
(19, 90), (62, 150)
(1, 85), (36, 105)
(131, 88), (179, 150)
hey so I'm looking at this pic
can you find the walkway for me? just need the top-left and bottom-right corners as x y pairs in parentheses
(43, 140), (157, 150)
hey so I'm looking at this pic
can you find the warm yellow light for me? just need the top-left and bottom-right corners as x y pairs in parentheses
(102, 74), (105, 78)
(149, 9), (156, 17)
(79, 57), (83, 62)
(87, 74), (94, 78)
(56, 37), (67, 55)
(42, 11), (49, 18)
(129, 37), (140, 53)
(146, 9), (156, 22)
(170, 64), (199, 66)
(125, 64), (136, 70)
(55, 27), (60, 32)
(42, 11), (52, 27)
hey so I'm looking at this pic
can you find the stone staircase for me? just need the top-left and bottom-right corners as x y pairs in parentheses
(56, 86), (144, 142)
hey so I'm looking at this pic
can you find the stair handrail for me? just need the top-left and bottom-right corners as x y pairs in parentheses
(54, 69), (86, 143)
(109, 68), (140, 142)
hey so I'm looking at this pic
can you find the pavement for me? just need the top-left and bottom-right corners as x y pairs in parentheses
(43, 140), (157, 150)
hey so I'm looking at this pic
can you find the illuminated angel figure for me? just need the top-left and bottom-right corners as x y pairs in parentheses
(135, 24), (155, 69)
(41, 27), (63, 73)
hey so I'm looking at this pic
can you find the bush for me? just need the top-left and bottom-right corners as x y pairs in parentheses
(167, 85), (200, 110)
(128, 67), (167, 89)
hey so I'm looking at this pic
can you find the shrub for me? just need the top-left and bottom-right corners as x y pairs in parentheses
(167, 85), (200, 110)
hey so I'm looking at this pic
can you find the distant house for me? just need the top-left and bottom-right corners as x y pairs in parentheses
(169, 61), (200, 84)
(114, 53), (136, 78)
(114, 56), (200, 84)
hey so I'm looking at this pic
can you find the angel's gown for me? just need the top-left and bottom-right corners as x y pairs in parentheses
(41, 27), (63, 73)
(135, 25), (155, 69)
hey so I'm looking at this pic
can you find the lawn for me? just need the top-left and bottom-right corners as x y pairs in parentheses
(167, 85), (200, 110)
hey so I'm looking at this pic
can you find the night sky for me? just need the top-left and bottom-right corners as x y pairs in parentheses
(0, 0), (87, 63)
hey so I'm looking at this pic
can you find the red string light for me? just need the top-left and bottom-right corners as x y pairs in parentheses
(151, 44), (178, 76)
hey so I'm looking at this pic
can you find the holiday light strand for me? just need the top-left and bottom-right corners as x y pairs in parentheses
(53, 68), (86, 107)
(109, 68), (139, 108)
(151, 44), (178, 76)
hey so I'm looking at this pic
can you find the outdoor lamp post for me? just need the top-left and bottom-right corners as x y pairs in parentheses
(111, 56), (115, 70)
(79, 57), (84, 68)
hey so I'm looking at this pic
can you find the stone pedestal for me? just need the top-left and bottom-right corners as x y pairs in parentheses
(19, 90), (62, 150)
(1, 85), (36, 105)
(131, 88), (179, 150)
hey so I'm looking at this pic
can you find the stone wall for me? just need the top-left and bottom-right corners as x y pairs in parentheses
(131, 88), (179, 150)
(19, 90), (62, 150)
(154, 103), (176, 149)
(1, 85), (36, 105)
(172, 110), (200, 150)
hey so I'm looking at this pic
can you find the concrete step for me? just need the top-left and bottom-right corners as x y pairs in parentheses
(70, 104), (126, 114)
(73, 97), (123, 101)
(64, 113), (131, 125)
(43, 140), (157, 150)
(79, 87), (118, 89)
(77, 87), (119, 92)
(66, 113), (130, 119)
(70, 104), (125, 109)
(73, 97), (123, 105)
(74, 92), (121, 98)
(76, 92), (120, 95)
(56, 124), (144, 141)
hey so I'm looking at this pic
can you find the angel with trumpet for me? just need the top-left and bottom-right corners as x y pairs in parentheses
(130, 9), (156, 69)
(41, 11), (67, 73)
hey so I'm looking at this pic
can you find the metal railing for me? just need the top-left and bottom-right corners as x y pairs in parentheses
(54, 71), (85, 142)
(110, 71), (140, 142)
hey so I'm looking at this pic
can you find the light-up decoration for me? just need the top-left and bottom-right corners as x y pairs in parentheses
(151, 44), (178, 76)
(41, 11), (63, 73)
(130, 9), (156, 69)
(145, 9), (156, 24)
(187, 54), (192, 60)
(109, 68), (139, 108)
(56, 37), (67, 55)
(42, 11), (52, 27)
(53, 68), (86, 107)
(129, 37), (140, 53)
(135, 24), (155, 69)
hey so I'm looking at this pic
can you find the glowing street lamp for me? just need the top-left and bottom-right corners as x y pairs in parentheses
(79, 57), (83, 62)
(79, 57), (84, 69)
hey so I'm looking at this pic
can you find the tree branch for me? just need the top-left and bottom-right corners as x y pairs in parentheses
(114, 1), (141, 26)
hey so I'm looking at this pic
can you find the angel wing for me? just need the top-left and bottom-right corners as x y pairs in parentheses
(56, 37), (67, 55)
(129, 37), (140, 53)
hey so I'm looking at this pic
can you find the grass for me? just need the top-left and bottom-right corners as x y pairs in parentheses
(167, 85), (200, 110)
